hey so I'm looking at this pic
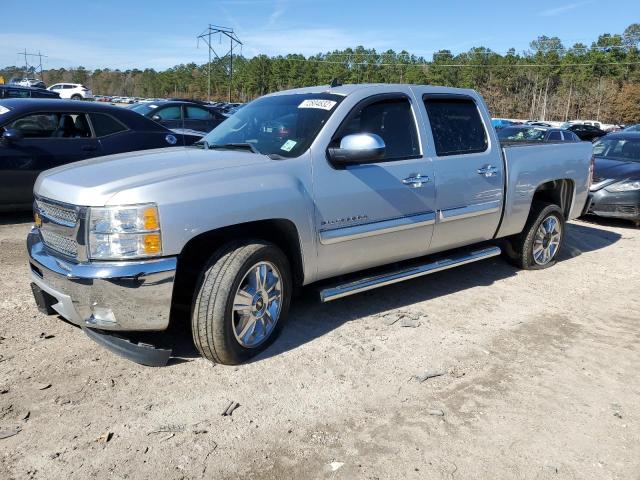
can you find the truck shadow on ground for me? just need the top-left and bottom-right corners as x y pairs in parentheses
(167, 220), (621, 364)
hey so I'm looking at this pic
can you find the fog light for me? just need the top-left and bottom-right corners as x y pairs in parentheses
(87, 306), (117, 327)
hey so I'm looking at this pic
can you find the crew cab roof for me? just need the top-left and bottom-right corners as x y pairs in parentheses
(267, 83), (480, 98)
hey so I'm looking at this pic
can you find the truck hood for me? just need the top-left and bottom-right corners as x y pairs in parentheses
(35, 147), (271, 206)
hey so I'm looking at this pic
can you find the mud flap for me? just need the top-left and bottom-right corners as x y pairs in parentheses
(30, 282), (57, 315)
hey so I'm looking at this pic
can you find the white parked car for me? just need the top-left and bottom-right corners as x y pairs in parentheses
(47, 83), (93, 100)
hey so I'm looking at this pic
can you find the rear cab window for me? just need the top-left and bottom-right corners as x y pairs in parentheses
(423, 97), (488, 156)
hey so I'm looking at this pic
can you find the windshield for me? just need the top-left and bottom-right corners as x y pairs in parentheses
(498, 126), (546, 142)
(593, 137), (640, 162)
(129, 103), (158, 116)
(200, 93), (344, 157)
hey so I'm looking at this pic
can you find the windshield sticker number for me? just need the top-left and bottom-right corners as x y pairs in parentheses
(298, 99), (337, 110)
(281, 139), (297, 152)
(0, 106), (10, 115)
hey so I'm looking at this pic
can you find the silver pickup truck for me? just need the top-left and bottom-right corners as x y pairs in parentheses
(27, 84), (593, 365)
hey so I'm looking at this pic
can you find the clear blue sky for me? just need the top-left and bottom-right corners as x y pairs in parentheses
(3, 0), (638, 70)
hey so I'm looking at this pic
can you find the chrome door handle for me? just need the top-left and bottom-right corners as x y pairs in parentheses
(402, 173), (429, 188)
(477, 165), (498, 177)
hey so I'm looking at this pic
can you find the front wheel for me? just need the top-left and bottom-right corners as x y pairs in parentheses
(191, 241), (292, 364)
(504, 202), (565, 270)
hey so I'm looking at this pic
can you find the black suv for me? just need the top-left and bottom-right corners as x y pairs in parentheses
(0, 85), (60, 99)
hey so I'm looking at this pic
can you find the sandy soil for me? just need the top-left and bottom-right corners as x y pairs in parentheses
(0, 213), (638, 480)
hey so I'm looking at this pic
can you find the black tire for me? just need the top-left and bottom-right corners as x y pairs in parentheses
(191, 240), (292, 365)
(503, 202), (565, 270)
(70, 94), (82, 100)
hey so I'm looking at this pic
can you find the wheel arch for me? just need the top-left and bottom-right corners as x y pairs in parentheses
(171, 219), (305, 317)
(531, 178), (575, 219)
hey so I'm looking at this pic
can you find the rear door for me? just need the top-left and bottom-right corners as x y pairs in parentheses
(184, 105), (222, 133)
(420, 94), (504, 252)
(150, 105), (183, 130)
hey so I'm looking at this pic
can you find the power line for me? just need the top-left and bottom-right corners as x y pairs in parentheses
(197, 24), (242, 102)
(280, 57), (640, 68)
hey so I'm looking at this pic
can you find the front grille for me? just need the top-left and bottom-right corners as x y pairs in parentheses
(40, 229), (78, 258)
(36, 199), (78, 226)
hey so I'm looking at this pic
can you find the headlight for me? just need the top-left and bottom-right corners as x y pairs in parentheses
(605, 180), (640, 192)
(88, 204), (162, 260)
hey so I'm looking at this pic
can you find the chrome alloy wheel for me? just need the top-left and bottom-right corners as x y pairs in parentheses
(533, 215), (562, 265)
(232, 261), (283, 348)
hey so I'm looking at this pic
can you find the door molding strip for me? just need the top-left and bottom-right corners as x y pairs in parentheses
(319, 212), (436, 245)
(438, 200), (501, 223)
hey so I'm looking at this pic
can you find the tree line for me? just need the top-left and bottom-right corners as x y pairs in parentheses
(2, 23), (639, 123)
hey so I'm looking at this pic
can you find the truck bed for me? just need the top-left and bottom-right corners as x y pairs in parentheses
(497, 141), (593, 238)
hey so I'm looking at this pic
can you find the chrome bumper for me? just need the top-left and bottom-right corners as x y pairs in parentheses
(27, 228), (177, 331)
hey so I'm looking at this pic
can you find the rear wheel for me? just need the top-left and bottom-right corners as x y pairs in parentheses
(191, 240), (291, 364)
(504, 202), (565, 270)
(70, 94), (82, 100)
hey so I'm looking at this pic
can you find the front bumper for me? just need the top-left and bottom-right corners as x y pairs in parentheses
(28, 228), (177, 331)
(587, 188), (640, 220)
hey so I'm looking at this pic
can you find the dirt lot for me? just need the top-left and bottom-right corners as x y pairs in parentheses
(0, 213), (638, 480)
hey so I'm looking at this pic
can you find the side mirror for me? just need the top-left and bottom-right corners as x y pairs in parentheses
(1, 128), (23, 144)
(327, 133), (386, 166)
(151, 115), (161, 122)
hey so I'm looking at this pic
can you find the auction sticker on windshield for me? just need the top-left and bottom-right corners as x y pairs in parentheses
(0, 106), (10, 115)
(298, 99), (337, 110)
(281, 139), (297, 152)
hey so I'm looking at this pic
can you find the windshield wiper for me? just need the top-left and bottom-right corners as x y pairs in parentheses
(208, 142), (261, 154)
(193, 140), (209, 149)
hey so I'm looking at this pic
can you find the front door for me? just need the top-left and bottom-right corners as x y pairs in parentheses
(311, 92), (437, 280)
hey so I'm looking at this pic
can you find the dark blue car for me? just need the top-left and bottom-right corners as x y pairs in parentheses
(0, 99), (202, 210)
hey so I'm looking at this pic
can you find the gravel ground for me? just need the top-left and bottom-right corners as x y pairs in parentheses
(0, 213), (639, 480)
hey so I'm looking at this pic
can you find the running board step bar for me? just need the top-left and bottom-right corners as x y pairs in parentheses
(319, 246), (501, 302)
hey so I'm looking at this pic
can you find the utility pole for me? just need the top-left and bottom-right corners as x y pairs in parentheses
(197, 24), (242, 102)
(17, 50), (47, 80)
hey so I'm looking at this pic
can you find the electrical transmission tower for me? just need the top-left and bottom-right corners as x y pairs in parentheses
(197, 25), (242, 102)
(18, 49), (47, 80)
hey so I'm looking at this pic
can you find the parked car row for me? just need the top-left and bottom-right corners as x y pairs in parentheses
(497, 125), (581, 143)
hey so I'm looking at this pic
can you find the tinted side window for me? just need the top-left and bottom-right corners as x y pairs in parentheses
(89, 113), (127, 137)
(155, 106), (181, 120)
(548, 131), (562, 141)
(186, 106), (212, 119)
(424, 98), (488, 156)
(8, 88), (30, 98)
(337, 97), (419, 160)
(9, 113), (58, 138)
